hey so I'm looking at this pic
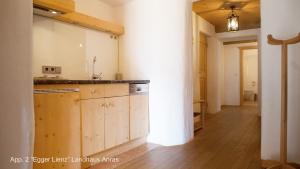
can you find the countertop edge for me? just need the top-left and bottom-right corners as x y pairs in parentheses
(34, 80), (150, 85)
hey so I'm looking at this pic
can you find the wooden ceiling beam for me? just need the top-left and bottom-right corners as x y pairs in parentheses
(223, 40), (257, 45)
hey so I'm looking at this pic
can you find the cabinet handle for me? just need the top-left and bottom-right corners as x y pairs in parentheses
(100, 103), (109, 108)
(91, 89), (96, 94)
(109, 103), (114, 107)
(100, 103), (106, 108)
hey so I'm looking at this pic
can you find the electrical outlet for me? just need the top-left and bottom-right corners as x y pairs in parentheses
(42, 66), (62, 74)
(55, 67), (62, 74)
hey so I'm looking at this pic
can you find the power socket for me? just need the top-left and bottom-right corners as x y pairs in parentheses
(42, 66), (62, 74)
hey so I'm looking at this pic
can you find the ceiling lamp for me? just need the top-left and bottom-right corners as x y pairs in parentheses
(227, 6), (239, 32)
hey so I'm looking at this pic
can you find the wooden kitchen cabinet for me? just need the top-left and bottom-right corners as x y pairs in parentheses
(34, 92), (81, 169)
(81, 99), (105, 157)
(33, 83), (148, 169)
(80, 84), (130, 154)
(130, 95), (149, 140)
(81, 96), (130, 155)
(105, 96), (130, 149)
(56, 12), (124, 35)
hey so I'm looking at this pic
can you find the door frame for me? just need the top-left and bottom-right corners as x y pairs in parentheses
(239, 46), (258, 106)
(199, 32), (208, 105)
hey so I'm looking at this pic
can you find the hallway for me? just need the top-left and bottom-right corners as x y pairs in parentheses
(117, 106), (261, 169)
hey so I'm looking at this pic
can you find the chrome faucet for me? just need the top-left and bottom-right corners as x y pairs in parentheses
(92, 56), (103, 80)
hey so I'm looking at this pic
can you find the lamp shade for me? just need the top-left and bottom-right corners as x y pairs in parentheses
(227, 9), (239, 32)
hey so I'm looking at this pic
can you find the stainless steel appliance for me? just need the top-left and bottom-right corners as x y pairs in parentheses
(129, 83), (149, 95)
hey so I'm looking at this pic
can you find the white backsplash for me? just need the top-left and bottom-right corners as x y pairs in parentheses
(33, 15), (118, 80)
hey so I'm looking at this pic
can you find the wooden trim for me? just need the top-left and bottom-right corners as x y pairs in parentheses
(239, 46), (258, 50)
(239, 46), (258, 106)
(198, 32), (208, 110)
(33, 0), (75, 13)
(261, 160), (281, 169)
(261, 159), (300, 169)
(239, 49), (244, 106)
(224, 40), (257, 45)
(55, 12), (124, 35)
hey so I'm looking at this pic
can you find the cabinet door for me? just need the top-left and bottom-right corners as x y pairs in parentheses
(81, 99), (105, 156)
(130, 95), (149, 140)
(34, 92), (81, 169)
(105, 96), (130, 149)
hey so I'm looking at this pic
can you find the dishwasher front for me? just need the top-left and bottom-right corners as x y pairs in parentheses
(33, 88), (81, 169)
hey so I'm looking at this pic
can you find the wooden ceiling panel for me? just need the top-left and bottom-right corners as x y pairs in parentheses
(193, 0), (224, 14)
(244, 0), (260, 9)
(193, 0), (260, 33)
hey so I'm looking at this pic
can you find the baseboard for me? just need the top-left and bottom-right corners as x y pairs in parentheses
(261, 160), (300, 169)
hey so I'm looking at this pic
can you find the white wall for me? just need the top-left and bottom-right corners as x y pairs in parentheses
(223, 42), (257, 105)
(243, 49), (258, 93)
(75, 0), (116, 22)
(33, 0), (119, 80)
(216, 29), (261, 107)
(206, 37), (224, 113)
(115, 0), (194, 146)
(261, 0), (300, 163)
(0, 0), (33, 169)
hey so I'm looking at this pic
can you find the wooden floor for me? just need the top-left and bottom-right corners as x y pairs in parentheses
(116, 106), (261, 169)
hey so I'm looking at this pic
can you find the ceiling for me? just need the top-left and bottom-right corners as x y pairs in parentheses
(98, 0), (132, 6)
(193, 0), (260, 33)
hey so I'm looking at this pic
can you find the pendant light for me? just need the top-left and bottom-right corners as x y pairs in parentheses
(227, 6), (239, 32)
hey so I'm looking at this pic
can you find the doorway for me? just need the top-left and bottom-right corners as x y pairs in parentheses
(239, 46), (259, 106)
(191, 0), (262, 167)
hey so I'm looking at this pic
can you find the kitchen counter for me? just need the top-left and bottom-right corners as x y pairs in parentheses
(34, 79), (150, 85)
(33, 81), (150, 168)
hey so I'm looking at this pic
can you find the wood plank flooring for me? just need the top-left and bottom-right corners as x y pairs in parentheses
(116, 106), (261, 169)
(89, 143), (160, 169)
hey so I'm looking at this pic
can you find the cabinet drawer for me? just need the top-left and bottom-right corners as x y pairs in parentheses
(105, 84), (129, 97)
(80, 85), (106, 99)
(80, 84), (129, 99)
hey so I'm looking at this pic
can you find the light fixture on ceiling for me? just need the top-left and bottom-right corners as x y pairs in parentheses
(227, 6), (239, 32)
(50, 10), (58, 14)
(33, 5), (63, 17)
